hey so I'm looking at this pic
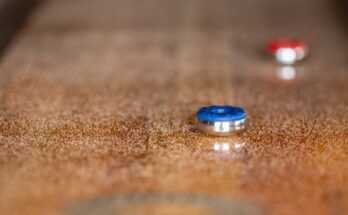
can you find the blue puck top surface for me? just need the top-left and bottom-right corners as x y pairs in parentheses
(197, 105), (247, 122)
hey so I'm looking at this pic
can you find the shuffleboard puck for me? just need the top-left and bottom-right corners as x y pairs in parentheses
(196, 105), (247, 136)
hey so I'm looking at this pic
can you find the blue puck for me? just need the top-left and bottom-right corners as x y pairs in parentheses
(197, 105), (247, 122)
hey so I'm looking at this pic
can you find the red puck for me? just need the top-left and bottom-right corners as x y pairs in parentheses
(267, 39), (308, 64)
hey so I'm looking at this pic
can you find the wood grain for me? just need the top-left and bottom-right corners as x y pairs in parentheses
(0, 0), (347, 214)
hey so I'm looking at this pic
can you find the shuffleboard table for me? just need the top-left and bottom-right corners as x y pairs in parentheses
(0, 0), (348, 214)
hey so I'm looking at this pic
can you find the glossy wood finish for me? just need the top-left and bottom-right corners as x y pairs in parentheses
(0, 0), (347, 214)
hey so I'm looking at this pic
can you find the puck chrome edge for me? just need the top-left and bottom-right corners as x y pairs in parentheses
(197, 118), (246, 136)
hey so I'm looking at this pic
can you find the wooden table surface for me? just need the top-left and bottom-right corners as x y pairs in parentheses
(0, 0), (348, 214)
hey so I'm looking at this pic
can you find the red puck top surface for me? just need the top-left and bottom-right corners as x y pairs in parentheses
(267, 39), (308, 54)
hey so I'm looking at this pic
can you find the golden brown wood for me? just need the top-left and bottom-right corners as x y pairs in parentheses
(0, 0), (348, 214)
